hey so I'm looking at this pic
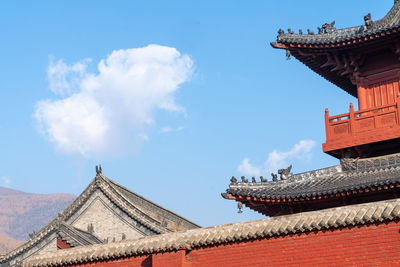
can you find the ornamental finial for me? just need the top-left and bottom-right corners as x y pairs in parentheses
(278, 165), (293, 180)
(96, 165), (102, 175)
(364, 13), (373, 29)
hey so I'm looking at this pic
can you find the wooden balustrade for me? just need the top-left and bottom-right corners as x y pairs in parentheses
(323, 94), (400, 155)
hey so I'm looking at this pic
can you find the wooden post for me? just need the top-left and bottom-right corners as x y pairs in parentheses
(397, 93), (400, 125)
(325, 108), (330, 141)
(349, 103), (355, 135)
(357, 85), (367, 110)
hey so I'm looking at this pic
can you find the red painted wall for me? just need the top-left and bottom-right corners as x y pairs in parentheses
(76, 220), (400, 267)
(56, 238), (72, 250)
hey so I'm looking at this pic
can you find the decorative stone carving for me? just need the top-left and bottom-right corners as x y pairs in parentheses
(271, 173), (278, 181)
(87, 223), (94, 234)
(278, 165), (292, 180)
(307, 29), (315, 35)
(230, 176), (238, 185)
(96, 165), (102, 175)
(364, 13), (373, 29)
(260, 176), (267, 183)
(341, 153), (400, 172)
(251, 177), (257, 183)
(340, 158), (358, 171)
(28, 231), (36, 239)
(322, 21), (336, 34)
(241, 176), (249, 183)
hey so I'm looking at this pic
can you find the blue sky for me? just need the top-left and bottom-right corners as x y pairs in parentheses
(0, 1), (393, 226)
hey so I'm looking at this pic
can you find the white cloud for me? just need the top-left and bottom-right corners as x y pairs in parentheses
(160, 126), (185, 133)
(237, 139), (316, 178)
(35, 45), (194, 157)
(47, 57), (91, 96)
(1, 176), (11, 187)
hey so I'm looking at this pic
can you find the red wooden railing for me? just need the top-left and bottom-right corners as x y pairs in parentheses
(325, 95), (400, 143)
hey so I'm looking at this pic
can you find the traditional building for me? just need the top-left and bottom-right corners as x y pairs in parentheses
(19, 1), (400, 266)
(224, 0), (400, 217)
(0, 168), (199, 266)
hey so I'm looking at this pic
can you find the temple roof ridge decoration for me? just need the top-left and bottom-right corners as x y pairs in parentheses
(271, 1), (400, 97)
(274, 0), (400, 46)
(223, 152), (400, 216)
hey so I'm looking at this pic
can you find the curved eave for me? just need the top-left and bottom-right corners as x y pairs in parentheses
(275, 26), (400, 49)
(225, 182), (400, 203)
(271, 28), (400, 97)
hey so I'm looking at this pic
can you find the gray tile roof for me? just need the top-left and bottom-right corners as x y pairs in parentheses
(106, 178), (200, 231)
(0, 173), (199, 264)
(223, 153), (400, 201)
(23, 198), (400, 266)
(57, 223), (102, 247)
(276, 1), (400, 45)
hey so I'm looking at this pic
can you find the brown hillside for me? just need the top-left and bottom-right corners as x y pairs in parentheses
(0, 232), (23, 254)
(0, 186), (75, 254)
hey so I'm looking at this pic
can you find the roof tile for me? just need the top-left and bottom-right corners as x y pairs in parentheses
(24, 198), (400, 267)
(224, 153), (400, 202)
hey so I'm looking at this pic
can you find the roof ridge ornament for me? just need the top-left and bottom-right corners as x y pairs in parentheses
(322, 21), (336, 34)
(95, 165), (102, 175)
(278, 165), (293, 180)
(364, 13), (373, 30)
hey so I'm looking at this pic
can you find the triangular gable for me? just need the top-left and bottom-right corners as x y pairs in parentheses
(0, 172), (199, 266)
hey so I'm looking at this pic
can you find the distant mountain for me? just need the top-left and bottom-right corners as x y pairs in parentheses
(0, 186), (75, 254)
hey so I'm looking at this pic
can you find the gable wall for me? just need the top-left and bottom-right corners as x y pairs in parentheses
(67, 190), (153, 243)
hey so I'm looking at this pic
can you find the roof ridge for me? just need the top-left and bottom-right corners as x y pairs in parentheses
(274, 1), (400, 45)
(96, 174), (171, 234)
(58, 223), (102, 246)
(103, 176), (200, 228)
(24, 198), (400, 267)
(59, 222), (97, 238)
(374, 0), (400, 28)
